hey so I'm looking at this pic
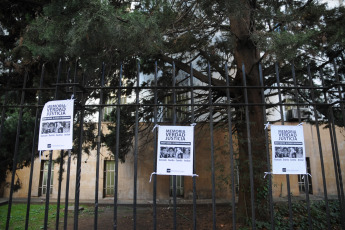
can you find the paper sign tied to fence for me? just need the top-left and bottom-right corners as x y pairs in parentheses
(271, 125), (306, 174)
(157, 125), (194, 176)
(38, 100), (74, 151)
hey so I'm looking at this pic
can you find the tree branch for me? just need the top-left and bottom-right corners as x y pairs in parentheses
(158, 54), (226, 87)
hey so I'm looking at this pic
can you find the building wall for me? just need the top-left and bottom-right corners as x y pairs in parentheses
(3, 123), (345, 201)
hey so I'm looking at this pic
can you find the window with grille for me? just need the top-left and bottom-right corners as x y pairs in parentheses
(170, 176), (184, 197)
(298, 157), (313, 194)
(38, 160), (54, 196)
(104, 160), (115, 196)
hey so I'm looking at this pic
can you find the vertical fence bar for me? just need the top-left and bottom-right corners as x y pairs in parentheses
(0, 70), (11, 142)
(56, 150), (64, 229)
(190, 64), (197, 230)
(95, 62), (105, 230)
(64, 66), (73, 230)
(172, 62), (177, 230)
(0, 73), (10, 211)
(332, 60), (345, 213)
(133, 62), (140, 230)
(44, 150), (53, 229)
(326, 104), (344, 225)
(114, 63), (122, 230)
(0, 74), (10, 221)
(74, 68), (85, 230)
(55, 59), (63, 230)
(242, 63), (256, 229)
(64, 149), (72, 230)
(207, 62), (217, 230)
(333, 59), (345, 143)
(293, 63), (309, 226)
(330, 114), (345, 227)
(54, 59), (62, 99)
(258, 63), (274, 230)
(153, 61), (158, 230)
(329, 110), (345, 228)
(225, 63), (237, 230)
(25, 64), (45, 230)
(316, 70), (331, 229)
(6, 72), (28, 229)
(321, 60), (345, 228)
(303, 64), (313, 229)
(44, 60), (63, 229)
(274, 63), (293, 230)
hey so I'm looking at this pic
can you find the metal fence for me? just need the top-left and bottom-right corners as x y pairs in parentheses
(2, 59), (345, 230)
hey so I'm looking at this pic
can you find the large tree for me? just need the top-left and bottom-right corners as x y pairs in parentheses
(2, 0), (345, 224)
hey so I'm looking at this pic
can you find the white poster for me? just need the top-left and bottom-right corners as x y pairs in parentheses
(157, 125), (194, 176)
(38, 99), (74, 151)
(271, 125), (306, 174)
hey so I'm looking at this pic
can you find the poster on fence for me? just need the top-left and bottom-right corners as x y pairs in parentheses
(271, 125), (306, 174)
(157, 125), (194, 176)
(38, 99), (74, 151)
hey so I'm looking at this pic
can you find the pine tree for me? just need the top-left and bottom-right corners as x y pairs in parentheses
(1, 0), (345, 223)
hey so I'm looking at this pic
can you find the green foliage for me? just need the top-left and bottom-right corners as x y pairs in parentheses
(0, 204), (62, 229)
(23, 0), (168, 71)
(0, 203), (93, 229)
(0, 108), (36, 189)
(254, 200), (342, 230)
(103, 106), (136, 162)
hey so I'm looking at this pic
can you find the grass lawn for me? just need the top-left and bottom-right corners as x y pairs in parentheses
(0, 203), (65, 230)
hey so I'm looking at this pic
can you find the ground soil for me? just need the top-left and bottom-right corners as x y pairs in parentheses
(63, 204), (235, 230)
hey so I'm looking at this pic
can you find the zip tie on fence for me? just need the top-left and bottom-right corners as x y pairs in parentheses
(264, 172), (273, 178)
(192, 174), (199, 177)
(149, 172), (157, 183)
(152, 124), (159, 132)
(301, 173), (312, 180)
(190, 123), (196, 126)
(298, 122), (304, 126)
(264, 122), (270, 130)
(70, 94), (75, 100)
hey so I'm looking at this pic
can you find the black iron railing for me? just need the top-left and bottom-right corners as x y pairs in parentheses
(1, 60), (345, 230)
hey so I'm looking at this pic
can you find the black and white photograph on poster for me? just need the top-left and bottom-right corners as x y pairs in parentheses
(159, 147), (191, 159)
(40, 121), (71, 134)
(274, 147), (304, 158)
(271, 125), (306, 174)
(157, 126), (194, 176)
(38, 100), (74, 151)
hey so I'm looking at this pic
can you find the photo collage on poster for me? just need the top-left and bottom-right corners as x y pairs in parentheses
(159, 147), (191, 159)
(41, 121), (71, 134)
(274, 146), (304, 158)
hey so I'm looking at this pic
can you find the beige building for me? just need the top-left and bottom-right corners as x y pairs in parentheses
(3, 122), (345, 202)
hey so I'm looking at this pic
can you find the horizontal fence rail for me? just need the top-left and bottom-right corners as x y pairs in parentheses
(1, 59), (345, 230)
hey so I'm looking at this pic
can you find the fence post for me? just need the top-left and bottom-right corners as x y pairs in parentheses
(242, 63), (256, 229)
(259, 63), (275, 230)
(74, 68), (85, 230)
(6, 71), (28, 230)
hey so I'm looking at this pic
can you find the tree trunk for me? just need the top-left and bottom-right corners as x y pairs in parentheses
(229, 1), (269, 223)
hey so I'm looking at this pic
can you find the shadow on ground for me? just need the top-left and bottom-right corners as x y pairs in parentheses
(63, 204), (234, 230)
